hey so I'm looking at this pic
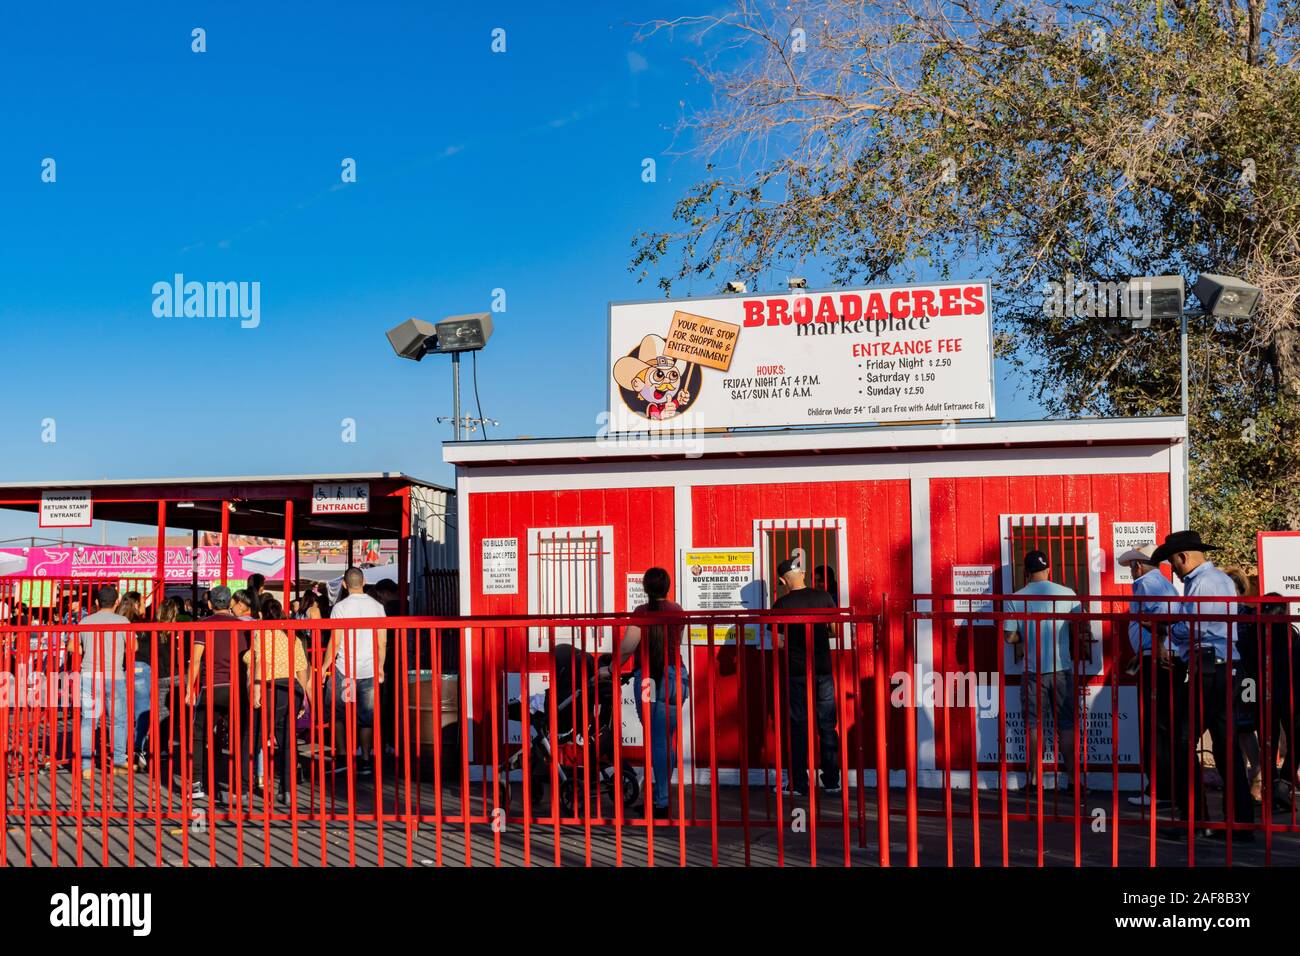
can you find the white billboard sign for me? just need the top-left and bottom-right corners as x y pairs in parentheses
(607, 281), (994, 432)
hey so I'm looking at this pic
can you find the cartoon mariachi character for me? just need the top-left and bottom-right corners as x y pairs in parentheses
(613, 334), (693, 421)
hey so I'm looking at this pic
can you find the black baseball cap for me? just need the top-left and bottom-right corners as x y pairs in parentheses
(776, 559), (798, 578)
(1023, 550), (1050, 573)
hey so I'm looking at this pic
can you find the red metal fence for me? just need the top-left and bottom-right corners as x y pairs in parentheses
(2, 596), (1297, 867)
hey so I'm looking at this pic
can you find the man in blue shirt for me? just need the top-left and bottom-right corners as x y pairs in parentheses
(1003, 550), (1083, 793)
(1118, 544), (1179, 808)
(1150, 530), (1254, 840)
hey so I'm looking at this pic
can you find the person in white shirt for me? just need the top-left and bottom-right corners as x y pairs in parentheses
(324, 567), (388, 774)
(78, 585), (134, 781)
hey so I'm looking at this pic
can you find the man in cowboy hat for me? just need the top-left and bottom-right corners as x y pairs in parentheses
(1149, 530), (1255, 839)
(1117, 543), (1179, 808)
(613, 334), (689, 421)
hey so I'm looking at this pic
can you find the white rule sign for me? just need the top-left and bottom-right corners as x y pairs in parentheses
(312, 482), (370, 515)
(1258, 532), (1300, 615)
(607, 280), (994, 432)
(1112, 521), (1158, 584)
(952, 564), (995, 625)
(39, 490), (92, 528)
(975, 684), (1139, 767)
(482, 537), (519, 594)
(626, 572), (648, 611)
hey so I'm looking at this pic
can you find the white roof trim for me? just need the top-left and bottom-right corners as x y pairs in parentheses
(444, 417), (1187, 465)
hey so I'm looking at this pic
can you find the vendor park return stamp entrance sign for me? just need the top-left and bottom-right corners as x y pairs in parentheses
(39, 489), (92, 528)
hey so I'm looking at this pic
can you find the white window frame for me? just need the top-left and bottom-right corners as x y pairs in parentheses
(752, 516), (851, 648)
(998, 512), (1103, 677)
(526, 525), (615, 652)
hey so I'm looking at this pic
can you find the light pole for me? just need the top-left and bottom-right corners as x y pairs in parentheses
(1181, 275), (1262, 528)
(386, 313), (494, 442)
(451, 352), (462, 441)
(1127, 274), (1261, 529)
(1180, 307), (1191, 525)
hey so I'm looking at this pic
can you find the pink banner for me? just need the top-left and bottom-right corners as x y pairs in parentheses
(0, 545), (293, 584)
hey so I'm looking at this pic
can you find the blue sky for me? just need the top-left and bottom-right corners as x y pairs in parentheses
(0, 1), (1043, 543)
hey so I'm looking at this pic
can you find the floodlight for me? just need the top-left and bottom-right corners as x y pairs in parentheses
(1122, 276), (1185, 321)
(386, 317), (438, 361)
(431, 313), (494, 353)
(1193, 273), (1262, 319)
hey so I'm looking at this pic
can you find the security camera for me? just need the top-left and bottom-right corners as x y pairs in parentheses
(725, 281), (747, 294)
(787, 277), (808, 290)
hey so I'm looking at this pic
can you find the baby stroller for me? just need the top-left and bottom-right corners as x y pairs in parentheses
(495, 644), (640, 817)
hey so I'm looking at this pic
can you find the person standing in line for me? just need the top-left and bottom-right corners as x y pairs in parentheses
(248, 596), (311, 803)
(133, 596), (181, 771)
(1118, 544), (1179, 809)
(1153, 530), (1255, 841)
(247, 574), (267, 617)
(618, 567), (690, 818)
(186, 585), (252, 803)
(325, 568), (388, 776)
(1002, 550), (1082, 794)
(773, 559), (841, 798)
(1225, 568), (1264, 803)
(1243, 593), (1300, 811)
(78, 586), (134, 783)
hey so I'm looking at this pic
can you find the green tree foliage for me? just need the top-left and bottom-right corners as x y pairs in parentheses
(633, 0), (1300, 567)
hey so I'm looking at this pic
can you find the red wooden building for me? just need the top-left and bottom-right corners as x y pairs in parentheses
(445, 417), (1186, 788)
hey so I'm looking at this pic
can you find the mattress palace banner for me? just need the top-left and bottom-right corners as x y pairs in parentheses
(0, 545), (293, 585)
(607, 280), (995, 432)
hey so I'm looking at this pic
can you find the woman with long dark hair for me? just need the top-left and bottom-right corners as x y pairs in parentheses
(249, 596), (311, 802)
(619, 566), (690, 818)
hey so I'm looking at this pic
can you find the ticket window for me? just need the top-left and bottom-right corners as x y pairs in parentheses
(1003, 515), (1094, 597)
(526, 525), (615, 652)
(755, 518), (849, 646)
(999, 513), (1103, 675)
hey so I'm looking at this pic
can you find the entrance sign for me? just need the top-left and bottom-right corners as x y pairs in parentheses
(39, 490), (92, 528)
(608, 281), (994, 431)
(0, 545), (291, 589)
(311, 482), (370, 515)
(681, 549), (759, 645)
